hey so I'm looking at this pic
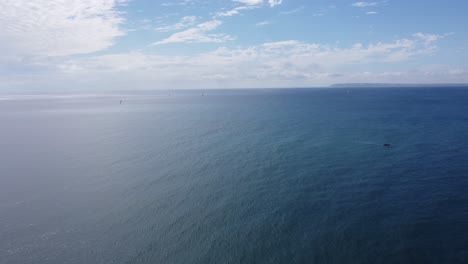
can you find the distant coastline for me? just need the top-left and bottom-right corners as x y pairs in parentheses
(330, 83), (468, 88)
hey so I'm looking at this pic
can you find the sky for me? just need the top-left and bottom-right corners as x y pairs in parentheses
(1, 0), (468, 91)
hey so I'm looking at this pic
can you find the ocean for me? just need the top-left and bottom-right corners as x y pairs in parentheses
(0, 88), (467, 263)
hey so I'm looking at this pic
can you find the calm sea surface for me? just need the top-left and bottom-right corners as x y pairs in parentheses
(0, 88), (467, 263)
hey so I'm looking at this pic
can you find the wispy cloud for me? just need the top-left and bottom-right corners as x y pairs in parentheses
(216, 0), (281, 17)
(160, 0), (197, 7)
(155, 0), (283, 45)
(352, 2), (381, 7)
(366, 11), (378, 15)
(2, 31), (459, 90)
(151, 20), (233, 45)
(233, 0), (283, 7)
(413, 32), (444, 43)
(280, 6), (305, 15)
(0, 0), (127, 57)
(60, 34), (450, 74)
(234, 0), (263, 5)
(268, 0), (283, 7)
(256, 21), (272, 26)
(155, 16), (199, 32)
(51, 33), (449, 88)
(215, 5), (260, 17)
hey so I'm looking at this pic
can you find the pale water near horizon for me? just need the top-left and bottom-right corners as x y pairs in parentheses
(1, 88), (467, 263)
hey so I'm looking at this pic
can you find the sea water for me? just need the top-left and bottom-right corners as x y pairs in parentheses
(0, 88), (467, 263)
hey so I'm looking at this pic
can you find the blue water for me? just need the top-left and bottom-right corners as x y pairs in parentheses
(0, 88), (467, 263)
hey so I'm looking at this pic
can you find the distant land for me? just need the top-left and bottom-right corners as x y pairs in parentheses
(330, 83), (468, 88)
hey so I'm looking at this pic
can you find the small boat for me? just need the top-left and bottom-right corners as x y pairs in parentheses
(383, 143), (391, 147)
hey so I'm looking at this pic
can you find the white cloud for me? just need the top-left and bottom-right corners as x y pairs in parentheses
(215, 5), (259, 17)
(161, 0), (197, 7)
(366, 11), (378, 15)
(256, 21), (272, 26)
(280, 6), (305, 15)
(234, 0), (263, 5)
(352, 2), (380, 7)
(0, 0), (127, 57)
(261, 40), (303, 49)
(268, 0), (283, 7)
(1, 31), (457, 91)
(413, 32), (444, 43)
(151, 20), (233, 45)
(155, 16), (199, 32)
(3, 33), (446, 90)
(231, 0), (282, 8)
(254, 37), (432, 65)
(155, 0), (281, 46)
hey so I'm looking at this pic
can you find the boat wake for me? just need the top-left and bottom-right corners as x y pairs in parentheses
(356, 141), (382, 146)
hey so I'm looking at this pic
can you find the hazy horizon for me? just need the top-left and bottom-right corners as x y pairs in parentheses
(2, 83), (468, 96)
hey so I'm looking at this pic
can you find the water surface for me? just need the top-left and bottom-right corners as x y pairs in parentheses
(1, 88), (467, 263)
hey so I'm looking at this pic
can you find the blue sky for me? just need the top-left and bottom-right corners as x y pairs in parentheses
(1, 0), (468, 91)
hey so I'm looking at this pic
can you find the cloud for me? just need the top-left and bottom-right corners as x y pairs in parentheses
(155, 16), (199, 32)
(261, 40), (303, 49)
(1, 31), (456, 91)
(234, 0), (263, 5)
(215, 5), (259, 17)
(352, 2), (380, 7)
(160, 0), (197, 7)
(413, 32), (444, 43)
(151, 20), (233, 45)
(216, 0), (280, 17)
(232, 0), (282, 7)
(19, 33), (446, 90)
(256, 21), (272, 26)
(253, 36), (436, 65)
(366, 11), (378, 15)
(154, 0), (282, 46)
(0, 0), (127, 57)
(268, 0), (283, 7)
(280, 6), (305, 15)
